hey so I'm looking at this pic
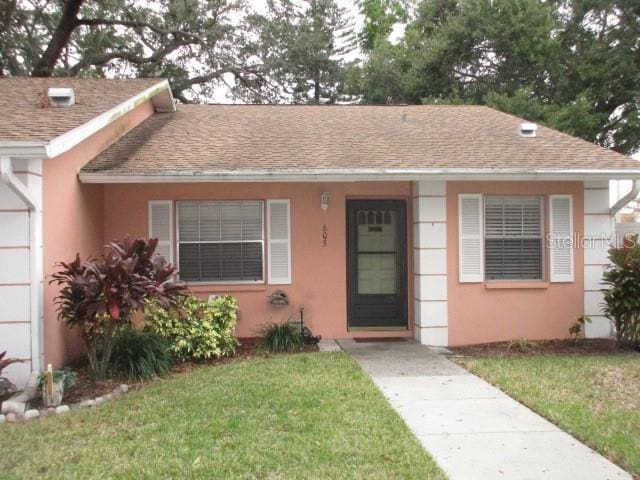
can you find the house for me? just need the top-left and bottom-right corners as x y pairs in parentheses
(1, 78), (639, 387)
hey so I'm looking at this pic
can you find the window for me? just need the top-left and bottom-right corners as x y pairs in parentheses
(177, 201), (264, 282)
(484, 196), (543, 280)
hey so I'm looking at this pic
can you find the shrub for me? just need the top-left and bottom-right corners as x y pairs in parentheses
(0, 350), (24, 397)
(603, 235), (640, 346)
(37, 367), (77, 390)
(260, 322), (302, 353)
(147, 295), (239, 361)
(50, 236), (187, 378)
(109, 327), (173, 380)
(568, 315), (591, 342)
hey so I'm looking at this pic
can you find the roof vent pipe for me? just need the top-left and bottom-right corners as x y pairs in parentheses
(519, 123), (537, 137)
(610, 180), (640, 216)
(48, 87), (75, 107)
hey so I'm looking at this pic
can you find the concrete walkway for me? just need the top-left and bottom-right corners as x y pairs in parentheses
(338, 339), (631, 480)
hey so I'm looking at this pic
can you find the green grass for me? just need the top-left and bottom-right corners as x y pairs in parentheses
(460, 353), (640, 476)
(0, 352), (444, 480)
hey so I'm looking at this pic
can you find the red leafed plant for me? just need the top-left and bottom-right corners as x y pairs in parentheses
(0, 350), (24, 398)
(50, 237), (187, 378)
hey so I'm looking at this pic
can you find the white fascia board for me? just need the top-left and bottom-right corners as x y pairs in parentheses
(78, 168), (640, 184)
(0, 80), (174, 161)
(46, 80), (174, 159)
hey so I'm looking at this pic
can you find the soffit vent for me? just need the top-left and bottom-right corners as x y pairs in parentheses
(48, 87), (75, 107)
(520, 122), (537, 137)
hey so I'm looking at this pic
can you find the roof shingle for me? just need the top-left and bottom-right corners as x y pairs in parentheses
(82, 104), (639, 175)
(0, 78), (163, 141)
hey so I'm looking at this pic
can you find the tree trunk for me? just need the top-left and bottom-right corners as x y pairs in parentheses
(313, 70), (320, 104)
(31, 0), (85, 77)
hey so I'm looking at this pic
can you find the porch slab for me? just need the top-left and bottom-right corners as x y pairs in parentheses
(339, 339), (631, 480)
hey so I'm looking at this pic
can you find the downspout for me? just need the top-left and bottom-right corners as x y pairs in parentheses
(0, 156), (43, 377)
(610, 180), (640, 216)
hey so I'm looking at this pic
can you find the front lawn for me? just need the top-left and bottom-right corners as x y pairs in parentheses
(458, 351), (640, 476)
(1, 352), (444, 479)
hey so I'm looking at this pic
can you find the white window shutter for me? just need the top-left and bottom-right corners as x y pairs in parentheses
(458, 194), (484, 282)
(549, 195), (574, 282)
(148, 201), (174, 265)
(267, 199), (291, 284)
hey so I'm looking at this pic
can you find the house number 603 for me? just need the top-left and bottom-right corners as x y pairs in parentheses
(322, 224), (328, 247)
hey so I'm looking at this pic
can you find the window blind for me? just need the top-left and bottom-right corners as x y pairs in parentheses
(484, 196), (543, 280)
(177, 201), (264, 282)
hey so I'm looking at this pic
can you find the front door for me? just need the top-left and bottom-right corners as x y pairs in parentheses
(347, 199), (408, 329)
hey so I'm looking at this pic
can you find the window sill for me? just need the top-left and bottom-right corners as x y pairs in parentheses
(485, 281), (549, 290)
(188, 283), (268, 293)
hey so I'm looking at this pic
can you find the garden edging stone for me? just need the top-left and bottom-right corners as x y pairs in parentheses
(0, 384), (129, 425)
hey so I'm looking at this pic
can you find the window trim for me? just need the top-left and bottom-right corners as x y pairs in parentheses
(482, 195), (546, 282)
(175, 200), (266, 285)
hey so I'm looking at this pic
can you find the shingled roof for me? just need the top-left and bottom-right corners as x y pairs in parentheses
(0, 77), (165, 141)
(81, 104), (640, 179)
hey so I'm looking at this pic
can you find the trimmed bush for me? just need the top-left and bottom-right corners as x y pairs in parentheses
(260, 322), (302, 353)
(603, 235), (640, 346)
(109, 327), (173, 380)
(147, 295), (239, 361)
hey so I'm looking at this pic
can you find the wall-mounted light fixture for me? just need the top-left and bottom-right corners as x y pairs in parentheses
(321, 191), (330, 212)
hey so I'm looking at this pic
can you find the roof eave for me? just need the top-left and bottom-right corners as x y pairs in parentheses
(0, 79), (174, 160)
(46, 79), (174, 159)
(78, 168), (640, 183)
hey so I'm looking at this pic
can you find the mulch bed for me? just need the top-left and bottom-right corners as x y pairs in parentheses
(449, 338), (639, 358)
(27, 341), (318, 409)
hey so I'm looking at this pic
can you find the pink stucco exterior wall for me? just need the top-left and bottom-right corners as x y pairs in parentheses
(103, 182), (415, 339)
(42, 100), (155, 366)
(446, 181), (585, 346)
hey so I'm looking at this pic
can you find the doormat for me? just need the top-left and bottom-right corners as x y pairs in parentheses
(353, 337), (406, 343)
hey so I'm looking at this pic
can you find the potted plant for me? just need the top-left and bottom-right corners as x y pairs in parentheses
(38, 366), (77, 407)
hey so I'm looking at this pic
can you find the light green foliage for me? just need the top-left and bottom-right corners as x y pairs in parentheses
(358, 0), (408, 51)
(462, 354), (640, 476)
(37, 367), (77, 390)
(109, 326), (173, 380)
(0, 353), (445, 479)
(147, 295), (239, 361)
(603, 236), (640, 346)
(260, 321), (303, 352)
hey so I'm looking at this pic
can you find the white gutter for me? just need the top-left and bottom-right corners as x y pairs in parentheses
(0, 156), (43, 374)
(610, 180), (640, 215)
(78, 168), (640, 183)
(0, 79), (174, 160)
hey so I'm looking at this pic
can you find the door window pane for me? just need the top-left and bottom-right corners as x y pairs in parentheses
(356, 209), (397, 294)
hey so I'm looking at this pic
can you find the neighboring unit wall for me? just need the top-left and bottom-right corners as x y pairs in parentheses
(0, 158), (43, 388)
(103, 181), (414, 339)
(447, 181), (584, 346)
(412, 181), (448, 346)
(42, 100), (155, 366)
(583, 181), (614, 338)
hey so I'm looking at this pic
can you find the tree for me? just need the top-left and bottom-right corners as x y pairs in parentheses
(247, 0), (356, 103)
(50, 237), (187, 378)
(358, 0), (408, 52)
(0, 0), (268, 102)
(356, 0), (640, 155)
